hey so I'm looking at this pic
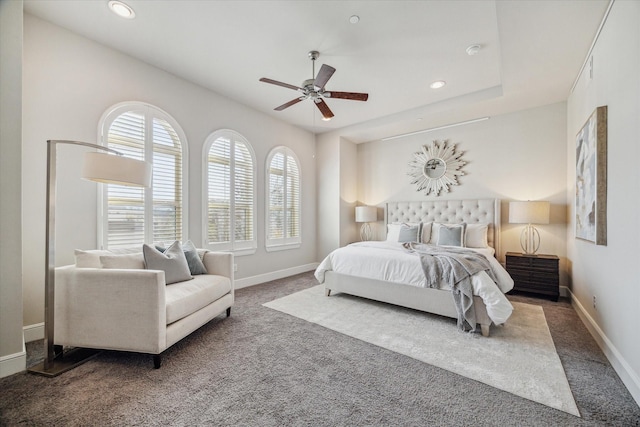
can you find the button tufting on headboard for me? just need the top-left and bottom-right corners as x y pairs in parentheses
(386, 199), (501, 256)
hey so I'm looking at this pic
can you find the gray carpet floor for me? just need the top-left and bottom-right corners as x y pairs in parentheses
(1, 272), (639, 426)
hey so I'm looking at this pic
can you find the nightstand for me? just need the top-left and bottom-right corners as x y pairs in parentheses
(505, 252), (559, 301)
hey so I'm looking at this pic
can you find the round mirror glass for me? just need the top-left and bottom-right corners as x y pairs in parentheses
(423, 158), (446, 179)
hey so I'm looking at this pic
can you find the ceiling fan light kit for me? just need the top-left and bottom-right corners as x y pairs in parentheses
(259, 51), (369, 120)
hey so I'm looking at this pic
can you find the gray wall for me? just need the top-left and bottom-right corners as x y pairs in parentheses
(0, 0), (25, 376)
(566, 0), (640, 404)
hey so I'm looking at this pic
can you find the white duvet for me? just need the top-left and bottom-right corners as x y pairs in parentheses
(315, 241), (514, 325)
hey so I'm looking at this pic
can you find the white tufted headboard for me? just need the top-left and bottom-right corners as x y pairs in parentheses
(386, 199), (501, 256)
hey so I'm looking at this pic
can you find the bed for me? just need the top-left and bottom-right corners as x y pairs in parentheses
(315, 199), (514, 336)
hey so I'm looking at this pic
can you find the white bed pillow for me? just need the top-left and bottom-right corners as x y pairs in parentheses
(386, 223), (420, 243)
(420, 222), (433, 243)
(465, 223), (489, 248)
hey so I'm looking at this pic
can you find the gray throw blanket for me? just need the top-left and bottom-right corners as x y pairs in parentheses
(403, 243), (497, 332)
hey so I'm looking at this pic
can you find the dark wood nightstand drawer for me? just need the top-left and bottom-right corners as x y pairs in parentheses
(505, 252), (559, 301)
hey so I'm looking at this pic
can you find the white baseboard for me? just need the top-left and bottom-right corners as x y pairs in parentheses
(235, 263), (319, 289)
(24, 322), (44, 343)
(0, 336), (26, 378)
(569, 289), (640, 407)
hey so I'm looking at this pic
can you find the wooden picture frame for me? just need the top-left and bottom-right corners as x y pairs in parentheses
(575, 106), (607, 245)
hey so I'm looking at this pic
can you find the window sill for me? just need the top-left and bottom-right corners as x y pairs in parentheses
(265, 243), (301, 253)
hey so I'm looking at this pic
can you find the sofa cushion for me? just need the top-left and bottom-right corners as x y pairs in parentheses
(165, 275), (232, 324)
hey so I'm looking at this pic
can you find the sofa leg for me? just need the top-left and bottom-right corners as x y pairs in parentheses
(226, 307), (231, 317)
(153, 355), (162, 369)
(53, 345), (64, 357)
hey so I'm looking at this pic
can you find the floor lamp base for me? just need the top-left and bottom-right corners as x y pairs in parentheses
(27, 347), (101, 377)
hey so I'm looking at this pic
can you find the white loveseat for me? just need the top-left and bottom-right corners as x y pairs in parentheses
(54, 249), (234, 368)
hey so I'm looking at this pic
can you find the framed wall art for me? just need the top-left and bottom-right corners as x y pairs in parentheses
(575, 105), (607, 245)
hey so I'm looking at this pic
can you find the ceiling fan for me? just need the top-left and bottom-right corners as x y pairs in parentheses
(259, 51), (369, 120)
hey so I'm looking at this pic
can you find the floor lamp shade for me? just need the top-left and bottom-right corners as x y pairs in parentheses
(28, 140), (152, 377)
(83, 151), (152, 187)
(509, 201), (550, 255)
(355, 206), (377, 241)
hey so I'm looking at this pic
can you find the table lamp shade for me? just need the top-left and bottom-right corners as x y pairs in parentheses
(355, 206), (377, 223)
(83, 152), (152, 187)
(509, 201), (550, 224)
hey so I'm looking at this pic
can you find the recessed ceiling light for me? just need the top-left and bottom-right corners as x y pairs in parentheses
(108, 1), (135, 19)
(349, 15), (360, 24)
(466, 44), (481, 56)
(430, 80), (446, 89)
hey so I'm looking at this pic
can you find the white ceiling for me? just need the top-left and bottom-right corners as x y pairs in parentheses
(23, 0), (609, 143)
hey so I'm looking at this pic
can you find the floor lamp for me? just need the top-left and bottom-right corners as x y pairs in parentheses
(28, 140), (151, 377)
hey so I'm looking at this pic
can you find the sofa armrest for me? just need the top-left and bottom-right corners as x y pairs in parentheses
(54, 266), (167, 353)
(203, 251), (234, 286)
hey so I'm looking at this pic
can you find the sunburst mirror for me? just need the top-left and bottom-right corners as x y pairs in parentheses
(407, 140), (466, 196)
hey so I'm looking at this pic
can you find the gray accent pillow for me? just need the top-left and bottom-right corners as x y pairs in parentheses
(437, 223), (467, 247)
(398, 224), (420, 243)
(183, 240), (208, 275)
(143, 241), (193, 285)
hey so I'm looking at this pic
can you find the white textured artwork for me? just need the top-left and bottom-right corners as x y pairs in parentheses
(575, 106), (607, 245)
(407, 140), (465, 196)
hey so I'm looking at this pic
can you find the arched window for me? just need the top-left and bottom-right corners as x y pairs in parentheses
(203, 130), (256, 254)
(266, 146), (301, 251)
(99, 102), (187, 249)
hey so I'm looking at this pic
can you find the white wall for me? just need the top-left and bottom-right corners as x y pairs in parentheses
(566, 0), (640, 404)
(0, 0), (26, 377)
(22, 15), (317, 328)
(339, 138), (359, 247)
(356, 103), (568, 267)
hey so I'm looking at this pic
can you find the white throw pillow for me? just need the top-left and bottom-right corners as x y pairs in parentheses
(465, 223), (489, 248)
(74, 249), (111, 268)
(100, 253), (145, 269)
(420, 222), (433, 243)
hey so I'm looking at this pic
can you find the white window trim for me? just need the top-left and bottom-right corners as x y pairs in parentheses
(265, 146), (301, 252)
(202, 129), (257, 255)
(97, 101), (189, 249)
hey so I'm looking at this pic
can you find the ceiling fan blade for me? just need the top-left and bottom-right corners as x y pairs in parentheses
(314, 64), (336, 90)
(259, 78), (302, 91)
(274, 97), (304, 111)
(325, 91), (369, 101)
(314, 99), (334, 119)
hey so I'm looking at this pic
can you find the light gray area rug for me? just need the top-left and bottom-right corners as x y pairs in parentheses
(264, 284), (580, 416)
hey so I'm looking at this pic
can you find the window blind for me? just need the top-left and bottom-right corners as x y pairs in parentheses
(103, 105), (185, 249)
(266, 147), (301, 249)
(106, 110), (146, 248)
(205, 131), (256, 252)
(152, 117), (182, 244)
